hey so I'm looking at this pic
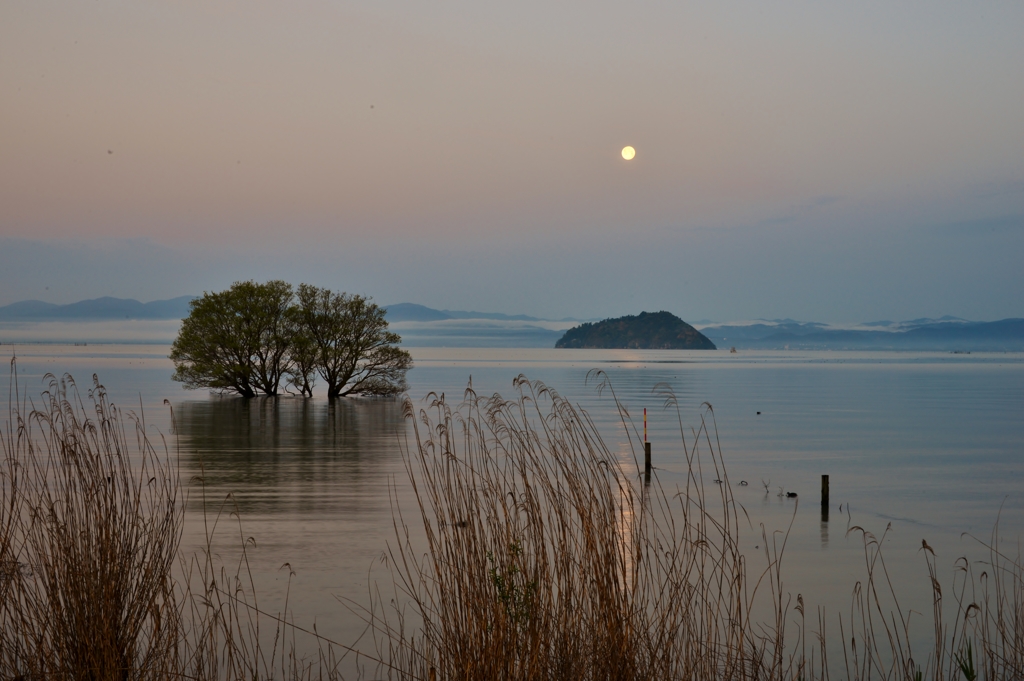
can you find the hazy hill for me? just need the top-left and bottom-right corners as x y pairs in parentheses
(383, 302), (559, 323)
(699, 318), (1024, 351)
(382, 303), (452, 322)
(0, 298), (548, 323)
(381, 303), (572, 347)
(0, 296), (194, 320)
(556, 311), (717, 350)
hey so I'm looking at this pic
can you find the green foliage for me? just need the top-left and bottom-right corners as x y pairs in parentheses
(286, 304), (319, 398)
(486, 540), (536, 627)
(292, 284), (412, 398)
(171, 281), (411, 398)
(956, 641), (977, 681)
(170, 280), (294, 397)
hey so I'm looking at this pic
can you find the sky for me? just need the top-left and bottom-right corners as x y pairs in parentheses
(1, 1), (1022, 322)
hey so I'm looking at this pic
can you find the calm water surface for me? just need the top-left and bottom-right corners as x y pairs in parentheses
(4, 345), (1023, 659)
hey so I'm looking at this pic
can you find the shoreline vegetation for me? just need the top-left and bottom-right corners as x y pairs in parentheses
(1, 361), (1022, 680)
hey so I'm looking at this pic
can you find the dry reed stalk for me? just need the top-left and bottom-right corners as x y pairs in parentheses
(0, 369), (182, 680)
(361, 375), (801, 680)
(0, 362), (348, 681)
(362, 374), (1024, 681)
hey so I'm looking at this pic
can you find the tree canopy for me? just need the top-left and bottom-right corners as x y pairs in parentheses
(291, 284), (411, 398)
(170, 281), (411, 398)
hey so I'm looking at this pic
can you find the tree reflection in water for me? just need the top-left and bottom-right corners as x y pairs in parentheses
(174, 396), (407, 515)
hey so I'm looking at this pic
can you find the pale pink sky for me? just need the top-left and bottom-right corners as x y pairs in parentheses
(2, 1), (1022, 321)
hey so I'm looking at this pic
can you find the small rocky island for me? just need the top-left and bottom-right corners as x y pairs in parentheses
(555, 311), (717, 350)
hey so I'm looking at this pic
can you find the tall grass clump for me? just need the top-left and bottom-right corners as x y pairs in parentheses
(0, 364), (347, 680)
(840, 519), (1024, 681)
(366, 374), (800, 680)
(0, 370), (182, 679)
(366, 374), (1024, 681)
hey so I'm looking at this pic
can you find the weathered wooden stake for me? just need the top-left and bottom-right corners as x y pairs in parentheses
(821, 474), (830, 522)
(643, 409), (651, 485)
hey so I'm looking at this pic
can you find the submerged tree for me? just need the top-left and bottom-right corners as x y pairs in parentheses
(170, 280), (294, 397)
(292, 284), (412, 398)
(285, 314), (318, 398)
(171, 280), (410, 398)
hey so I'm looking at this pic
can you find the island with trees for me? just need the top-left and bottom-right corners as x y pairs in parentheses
(555, 311), (717, 350)
(170, 280), (411, 397)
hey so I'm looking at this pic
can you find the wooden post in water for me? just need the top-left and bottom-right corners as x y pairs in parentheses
(821, 474), (830, 521)
(644, 408), (652, 482)
(644, 442), (652, 485)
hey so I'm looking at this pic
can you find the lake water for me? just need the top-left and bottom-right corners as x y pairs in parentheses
(3, 343), (1023, 667)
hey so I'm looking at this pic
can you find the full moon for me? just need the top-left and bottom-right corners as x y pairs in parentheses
(621, 146), (636, 160)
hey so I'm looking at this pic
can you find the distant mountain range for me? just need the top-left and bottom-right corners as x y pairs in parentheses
(0, 297), (558, 323)
(381, 304), (576, 347)
(697, 317), (1024, 351)
(0, 298), (1021, 350)
(0, 296), (194, 320)
(382, 302), (580, 323)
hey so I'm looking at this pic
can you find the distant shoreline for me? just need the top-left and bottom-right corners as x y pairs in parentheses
(1, 297), (1021, 351)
